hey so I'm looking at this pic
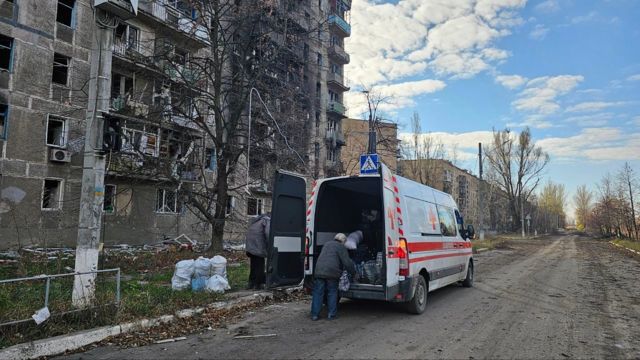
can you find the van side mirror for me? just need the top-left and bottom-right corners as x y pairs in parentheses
(466, 225), (475, 240)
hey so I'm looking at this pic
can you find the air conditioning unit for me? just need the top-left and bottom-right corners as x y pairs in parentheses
(94, 0), (138, 19)
(50, 149), (72, 163)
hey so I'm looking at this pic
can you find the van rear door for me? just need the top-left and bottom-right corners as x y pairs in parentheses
(381, 164), (399, 289)
(266, 170), (307, 289)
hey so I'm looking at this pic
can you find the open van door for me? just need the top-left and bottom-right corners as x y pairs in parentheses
(266, 170), (307, 289)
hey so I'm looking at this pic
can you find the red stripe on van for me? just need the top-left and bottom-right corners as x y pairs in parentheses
(409, 251), (472, 263)
(393, 186), (399, 193)
(396, 207), (402, 214)
(408, 241), (472, 252)
(398, 228), (404, 236)
(392, 176), (397, 182)
(395, 197), (400, 203)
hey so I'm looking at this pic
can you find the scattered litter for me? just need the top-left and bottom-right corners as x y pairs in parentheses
(233, 334), (277, 340)
(32, 307), (50, 325)
(154, 336), (187, 344)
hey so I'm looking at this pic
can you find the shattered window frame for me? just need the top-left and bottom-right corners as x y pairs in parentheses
(52, 53), (70, 86)
(104, 184), (117, 214)
(56, 0), (76, 28)
(0, 34), (13, 72)
(0, 103), (7, 140)
(247, 197), (263, 216)
(42, 178), (63, 210)
(46, 114), (68, 148)
(156, 188), (179, 214)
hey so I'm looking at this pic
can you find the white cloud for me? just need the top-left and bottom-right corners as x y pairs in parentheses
(535, 0), (560, 13)
(495, 74), (528, 89)
(571, 11), (598, 24)
(398, 130), (495, 160)
(537, 128), (640, 161)
(512, 75), (584, 115)
(507, 115), (556, 129)
(529, 24), (549, 40)
(566, 101), (628, 113)
(632, 116), (640, 126)
(346, 0), (526, 91)
(564, 113), (614, 127)
(345, 79), (447, 117)
(627, 74), (640, 82)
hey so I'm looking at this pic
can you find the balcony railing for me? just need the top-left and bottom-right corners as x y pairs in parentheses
(141, 0), (209, 44)
(328, 14), (351, 36)
(327, 72), (350, 91)
(327, 100), (346, 116)
(328, 44), (350, 64)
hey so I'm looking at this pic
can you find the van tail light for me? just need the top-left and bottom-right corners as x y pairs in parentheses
(398, 238), (409, 276)
(304, 236), (310, 271)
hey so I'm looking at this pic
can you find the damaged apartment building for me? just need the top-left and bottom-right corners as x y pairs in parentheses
(0, 0), (352, 249)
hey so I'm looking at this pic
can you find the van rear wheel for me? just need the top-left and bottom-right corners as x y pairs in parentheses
(406, 276), (427, 314)
(462, 261), (473, 288)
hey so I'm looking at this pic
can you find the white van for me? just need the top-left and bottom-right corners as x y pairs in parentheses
(265, 163), (475, 314)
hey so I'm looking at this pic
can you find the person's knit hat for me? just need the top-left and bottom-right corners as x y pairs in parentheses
(334, 233), (347, 243)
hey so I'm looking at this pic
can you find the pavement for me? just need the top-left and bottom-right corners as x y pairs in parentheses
(62, 235), (640, 359)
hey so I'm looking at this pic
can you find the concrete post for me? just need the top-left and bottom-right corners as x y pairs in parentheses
(72, 20), (113, 308)
(478, 143), (484, 240)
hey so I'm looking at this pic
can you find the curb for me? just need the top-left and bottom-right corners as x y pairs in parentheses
(473, 247), (490, 254)
(0, 290), (287, 359)
(610, 241), (640, 256)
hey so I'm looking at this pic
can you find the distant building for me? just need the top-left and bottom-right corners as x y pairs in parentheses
(399, 158), (511, 232)
(340, 118), (399, 175)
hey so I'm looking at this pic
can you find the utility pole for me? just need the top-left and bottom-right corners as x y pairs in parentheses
(477, 143), (484, 240)
(362, 90), (376, 154)
(72, 9), (115, 307)
(521, 194), (525, 239)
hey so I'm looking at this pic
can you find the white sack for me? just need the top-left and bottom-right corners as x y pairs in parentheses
(345, 230), (363, 250)
(210, 255), (228, 279)
(194, 256), (213, 278)
(172, 259), (195, 290)
(205, 274), (230, 293)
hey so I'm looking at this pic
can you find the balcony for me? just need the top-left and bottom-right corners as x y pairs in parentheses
(325, 130), (346, 148)
(327, 100), (346, 116)
(139, 0), (209, 45)
(327, 72), (350, 92)
(328, 44), (350, 64)
(328, 14), (351, 37)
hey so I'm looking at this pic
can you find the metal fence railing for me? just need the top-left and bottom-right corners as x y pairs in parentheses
(0, 268), (121, 327)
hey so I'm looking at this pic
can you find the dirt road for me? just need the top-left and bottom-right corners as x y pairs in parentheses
(65, 235), (640, 359)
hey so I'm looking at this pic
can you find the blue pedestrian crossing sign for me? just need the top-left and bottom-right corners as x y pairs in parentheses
(360, 154), (379, 175)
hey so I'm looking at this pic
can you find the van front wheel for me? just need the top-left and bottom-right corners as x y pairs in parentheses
(406, 276), (427, 314)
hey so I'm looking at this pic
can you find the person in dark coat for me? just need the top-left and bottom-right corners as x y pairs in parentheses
(311, 233), (355, 321)
(245, 213), (270, 289)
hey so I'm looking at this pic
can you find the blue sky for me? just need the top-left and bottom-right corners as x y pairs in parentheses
(344, 0), (640, 216)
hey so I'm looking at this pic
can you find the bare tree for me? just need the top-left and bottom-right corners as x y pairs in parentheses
(484, 127), (549, 232)
(617, 162), (638, 240)
(400, 112), (445, 187)
(573, 185), (593, 232)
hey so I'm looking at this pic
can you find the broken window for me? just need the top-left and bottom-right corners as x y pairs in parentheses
(317, 53), (323, 66)
(56, 0), (75, 28)
(225, 196), (235, 216)
(122, 127), (158, 157)
(111, 73), (134, 109)
(104, 184), (116, 214)
(205, 147), (216, 171)
(42, 179), (63, 210)
(174, 48), (189, 66)
(166, 0), (194, 18)
(0, 35), (13, 71)
(0, 104), (7, 140)
(46, 115), (67, 147)
(114, 23), (139, 51)
(156, 188), (178, 213)
(52, 53), (70, 86)
(247, 198), (263, 216)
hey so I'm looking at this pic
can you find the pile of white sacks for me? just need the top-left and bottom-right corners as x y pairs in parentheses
(171, 255), (231, 293)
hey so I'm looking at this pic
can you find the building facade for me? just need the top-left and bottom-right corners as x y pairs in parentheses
(0, 0), (352, 249)
(340, 117), (399, 175)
